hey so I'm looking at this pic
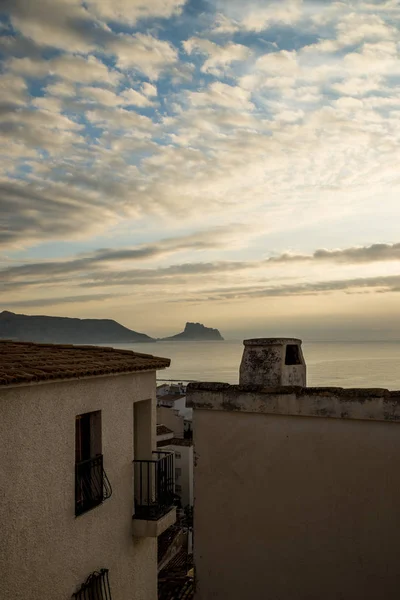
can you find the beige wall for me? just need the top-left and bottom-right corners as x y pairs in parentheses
(156, 406), (184, 437)
(193, 407), (400, 600)
(0, 371), (158, 600)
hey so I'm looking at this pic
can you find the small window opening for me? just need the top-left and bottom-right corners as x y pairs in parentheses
(285, 344), (301, 365)
(75, 411), (102, 463)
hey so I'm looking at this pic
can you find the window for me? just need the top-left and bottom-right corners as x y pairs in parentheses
(175, 484), (182, 493)
(285, 344), (301, 365)
(175, 452), (181, 459)
(72, 569), (112, 599)
(76, 411), (102, 463)
(75, 411), (112, 516)
(175, 467), (182, 478)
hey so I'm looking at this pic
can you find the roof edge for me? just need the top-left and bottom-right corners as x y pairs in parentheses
(186, 384), (400, 424)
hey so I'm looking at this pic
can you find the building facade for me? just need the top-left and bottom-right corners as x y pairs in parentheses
(156, 409), (185, 438)
(158, 438), (193, 509)
(0, 341), (175, 600)
(187, 338), (400, 600)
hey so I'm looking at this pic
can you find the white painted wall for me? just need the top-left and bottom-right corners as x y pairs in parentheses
(162, 442), (193, 508)
(0, 371), (158, 600)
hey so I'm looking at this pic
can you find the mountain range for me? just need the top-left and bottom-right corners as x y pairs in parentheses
(0, 311), (224, 344)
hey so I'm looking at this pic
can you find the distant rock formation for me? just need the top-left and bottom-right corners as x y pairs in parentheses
(161, 322), (224, 342)
(0, 311), (154, 344)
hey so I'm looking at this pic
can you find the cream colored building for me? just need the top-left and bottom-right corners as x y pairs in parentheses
(0, 340), (175, 600)
(158, 438), (193, 509)
(187, 338), (400, 600)
(156, 406), (185, 438)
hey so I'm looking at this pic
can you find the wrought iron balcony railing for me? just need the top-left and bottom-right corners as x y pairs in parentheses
(133, 451), (175, 520)
(72, 568), (112, 599)
(75, 454), (112, 516)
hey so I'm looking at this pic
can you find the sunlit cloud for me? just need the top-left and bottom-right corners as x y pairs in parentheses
(1, 0), (400, 336)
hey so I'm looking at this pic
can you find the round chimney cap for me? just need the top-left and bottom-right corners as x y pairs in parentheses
(243, 338), (302, 346)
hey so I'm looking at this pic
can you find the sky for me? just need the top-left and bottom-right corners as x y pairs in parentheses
(1, 0), (400, 341)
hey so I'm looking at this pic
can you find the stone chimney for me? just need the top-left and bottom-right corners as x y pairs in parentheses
(239, 338), (306, 387)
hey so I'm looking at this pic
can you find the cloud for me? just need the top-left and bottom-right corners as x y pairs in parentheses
(3, 238), (400, 298)
(0, 224), (248, 282)
(109, 33), (178, 79)
(0, 178), (118, 248)
(187, 82), (254, 110)
(85, 106), (155, 132)
(4, 0), (106, 53)
(76, 86), (154, 107)
(210, 13), (239, 35)
(183, 37), (252, 75)
(2, 293), (117, 308)
(45, 80), (76, 97)
(306, 11), (396, 53)
(0, 102), (84, 157)
(185, 274), (400, 303)
(0, 73), (28, 107)
(9, 54), (121, 84)
(234, 0), (303, 32)
(265, 243), (400, 264)
(142, 82), (157, 97)
(5, 0), (186, 54)
(85, 0), (186, 25)
(120, 88), (155, 107)
(2, 0), (400, 332)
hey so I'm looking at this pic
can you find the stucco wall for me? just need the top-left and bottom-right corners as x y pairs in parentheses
(193, 406), (400, 600)
(157, 406), (184, 437)
(0, 372), (158, 600)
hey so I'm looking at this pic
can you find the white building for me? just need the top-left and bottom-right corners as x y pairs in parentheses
(157, 383), (186, 397)
(156, 383), (193, 431)
(158, 438), (193, 509)
(0, 340), (175, 600)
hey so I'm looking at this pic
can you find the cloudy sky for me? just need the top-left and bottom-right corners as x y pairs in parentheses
(1, 0), (400, 340)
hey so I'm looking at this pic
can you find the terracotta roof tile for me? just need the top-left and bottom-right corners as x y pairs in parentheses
(158, 577), (194, 600)
(157, 393), (186, 402)
(158, 438), (193, 447)
(158, 525), (181, 564)
(0, 340), (170, 387)
(157, 424), (174, 436)
(160, 551), (193, 576)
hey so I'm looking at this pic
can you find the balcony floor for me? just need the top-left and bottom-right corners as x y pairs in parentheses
(132, 506), (177, 537)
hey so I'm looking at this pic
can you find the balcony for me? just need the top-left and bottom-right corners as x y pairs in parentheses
(72, 569), (112, 599)
(132, 451), (177, 537)
(75, 454), (112, 516)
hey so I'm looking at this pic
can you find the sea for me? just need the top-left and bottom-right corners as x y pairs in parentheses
(112, 340), (400, 390)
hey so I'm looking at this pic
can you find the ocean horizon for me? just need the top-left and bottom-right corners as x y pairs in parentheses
(111, 340), (400, 390)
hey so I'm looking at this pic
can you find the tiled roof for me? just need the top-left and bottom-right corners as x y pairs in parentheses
(158, 438), (193, 447)
(158, 577), (194, 600)
(157, 424), (174, 436)
(157, 393), (186, 402)
(0, 340), (170, 387)
(160, 551), (193, 576)
(158, 551), (194, 600)
(158, 525), (181, 564)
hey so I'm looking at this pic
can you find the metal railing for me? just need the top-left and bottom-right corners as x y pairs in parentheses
(72, 569), (112, 599)
(75, 454), (112, 516)
(133, 451), (175, 520)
